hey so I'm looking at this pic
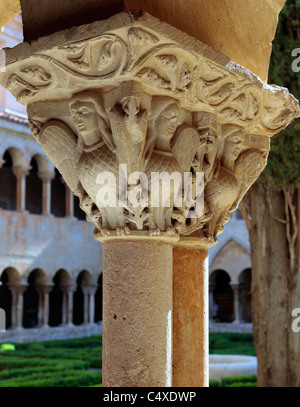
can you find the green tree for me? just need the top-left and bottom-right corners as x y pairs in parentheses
(239, 0), (300, 387)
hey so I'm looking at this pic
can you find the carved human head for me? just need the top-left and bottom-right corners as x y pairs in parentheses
(223, 127), (244, 162)
(150, 97), (180, 141)
(69, 92), (107, 146)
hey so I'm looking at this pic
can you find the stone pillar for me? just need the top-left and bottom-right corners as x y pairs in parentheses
(172, 245), (209, 387)
(66, 284), (76, 326)
(1, 9), (298, 389)
(65, 187), (74, 218)
(231, 282), (240, 324)
(103, 240), (173, 387)
(209, 282), (215, 321)
(87, 285), (97, 325)
(38, 171), (54, 216)
(12, 165), (30, 212)
(8, 284), (28, 329)
(37, 284), (53, 328)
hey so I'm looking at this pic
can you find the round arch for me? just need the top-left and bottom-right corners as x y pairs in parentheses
(73, 270), (92, 326)
(23, 268), (47, 328)
(49, 269), (72, 327)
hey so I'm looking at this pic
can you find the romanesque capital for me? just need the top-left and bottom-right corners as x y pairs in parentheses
(38, 170), (55, 184)
(1, 11), (299, 246)
(12, 164), (31, 180)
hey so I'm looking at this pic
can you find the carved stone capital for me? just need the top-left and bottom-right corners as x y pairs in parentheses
(12, 165), (31, 179)
(0, 11), (299, 246)
(38, 170), (55, 183)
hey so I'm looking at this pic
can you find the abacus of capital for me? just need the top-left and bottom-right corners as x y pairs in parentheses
(0, 11), (299, 387)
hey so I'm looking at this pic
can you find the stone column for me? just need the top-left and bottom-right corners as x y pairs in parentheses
(209, 282), (215, 321)
(37, 284), (53, 328)
(8, 284), (28, 329)
(87, 284), (97, 325)
(1, 9), (297, 389)
(81, 286), (89, 325)
(66, 284), (76, 326)
(12, 165), (30, 212)
(103, 240), (173, 387)
(65, 187), (74, 218)
(172, 245), (209, 387)
(231, 282), (240, 324)
(38, 170), (54, 216)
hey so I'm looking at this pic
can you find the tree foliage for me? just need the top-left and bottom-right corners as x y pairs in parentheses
(260, 0), (300, 190)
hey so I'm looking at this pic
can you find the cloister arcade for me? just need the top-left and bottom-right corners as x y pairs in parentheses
(0, 266), (102, 331)
(0, 147), (85, 219)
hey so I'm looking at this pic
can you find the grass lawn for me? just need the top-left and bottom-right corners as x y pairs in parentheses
(209, 332), (256, 356)
(0, 333), (256, 387)
(0, 336), (102, 387)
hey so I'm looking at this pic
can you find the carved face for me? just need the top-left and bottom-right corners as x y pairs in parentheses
(70, 101), (99, 143)
(224, 132), (243, 161)
(156, 104), (180, 138)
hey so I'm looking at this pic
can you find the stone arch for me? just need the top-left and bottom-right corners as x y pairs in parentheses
(23, 268), (47, 328)
(49, 269), (72, 327)
(210, 239), (251, 283)
(94, 272), (103, 323)
(5, 147), (25, 167)
(238, 268), (252, 322)
(210, 269), (233, 323)
(73, 270), (92, 325)
(0, 267), (21, 329)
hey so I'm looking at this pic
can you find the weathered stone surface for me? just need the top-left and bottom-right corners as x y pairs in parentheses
(0, 0), (20, 31)
(173, 247), (208, 387)
(103, 240), (172, 387)
(125, 0), (286, 82)
(1, 11), (298, 247)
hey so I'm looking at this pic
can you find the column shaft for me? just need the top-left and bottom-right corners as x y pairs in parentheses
(103, 240), (173, 387)
(42, 179), (51, 216)
(89, 293), (95, 325)
(65, 188), (74, 218)
(42, 293), (49, 327)
(12, 166), (29, 212)
(16, 293), (24, 328)
(232, 284), (240, 323)
(172, 246), (209, 387)
(67, 291), (74, 325)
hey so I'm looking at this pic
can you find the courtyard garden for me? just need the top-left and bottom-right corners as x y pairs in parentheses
(0, 333), (256, 387)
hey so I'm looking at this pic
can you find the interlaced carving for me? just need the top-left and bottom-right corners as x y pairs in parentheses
(1, 11), (298, 244)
